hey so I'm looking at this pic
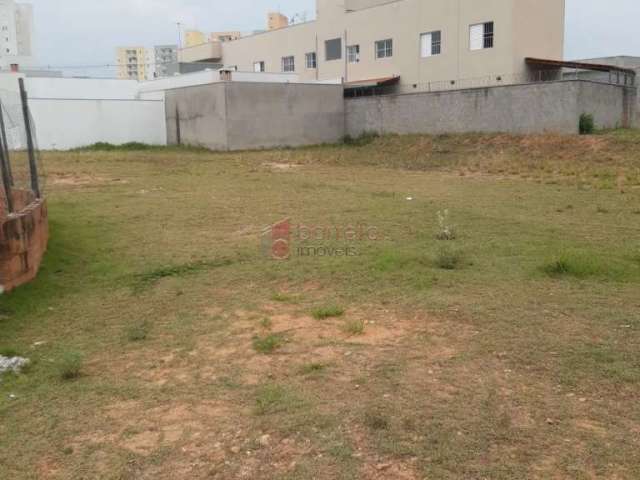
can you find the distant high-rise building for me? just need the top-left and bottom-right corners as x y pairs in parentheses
(0, 0), (34, 71)
(268, 12), (289, 30)
(154, 45), (178, 77)
(116, 47), (154, 81)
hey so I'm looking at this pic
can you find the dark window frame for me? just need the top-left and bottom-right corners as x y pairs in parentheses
(325, 38), (343, 61)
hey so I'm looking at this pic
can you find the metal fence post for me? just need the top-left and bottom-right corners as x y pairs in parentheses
(0, 102), (13, 186)
(18, 78), (40, 198)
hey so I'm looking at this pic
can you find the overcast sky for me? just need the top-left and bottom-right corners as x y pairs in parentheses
(27, 0), (640, 74)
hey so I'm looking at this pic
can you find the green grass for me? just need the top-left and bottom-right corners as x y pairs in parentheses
(2, 131), (640, 479)
(253, 333), (286, 354)
(56, 351), (83, 380)
(311, 305), (345, 320)
(254, 384), (305, 416)
(541, 251), (638, 281)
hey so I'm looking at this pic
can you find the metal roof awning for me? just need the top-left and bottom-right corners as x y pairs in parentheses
(344, 75), (400, 89)
(525, 57), (637, 77)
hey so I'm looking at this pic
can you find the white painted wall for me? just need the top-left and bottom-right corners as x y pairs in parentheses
(29, 98), (166, 150)
(0, 74), (166, 149)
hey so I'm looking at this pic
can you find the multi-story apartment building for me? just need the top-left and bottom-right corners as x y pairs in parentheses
(116, 47), (154, 81)
(216, 0), (565, 90)
(0, 0), (33, 71)
(154, 45), (178, 77)
(117, 45), (179, 80)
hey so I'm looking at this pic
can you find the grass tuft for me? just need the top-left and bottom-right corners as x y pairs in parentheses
(299, 363), (327, 375)
(253, 333), (286, 354)
(57, 351), (83, 381)
(260, 317), (273, 329)
(364, 410), (389, 431)
(541, 254), (603, 279)
(254, 384), (304, 415)
(434, 247), (464, 270)
(342, 319), (365, 336)
(126, 321), (150, 342)
(312, 305), (345, 320)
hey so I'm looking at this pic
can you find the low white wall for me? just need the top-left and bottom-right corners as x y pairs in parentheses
(0, 75), (166, 150)
(30, 98), (166, 150)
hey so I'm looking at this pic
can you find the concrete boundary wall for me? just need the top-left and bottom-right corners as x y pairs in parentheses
(30, 98), (166, 150)
(166, 82), (345, 151)
(345, 80), (635, 137)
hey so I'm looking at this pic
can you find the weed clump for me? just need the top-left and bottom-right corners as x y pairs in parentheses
(58, 351), (83, 380)
(312, 305), (345, 320)
(579, 113), (595, 135)
(434, 247), (464, 270)
(343, 319), (365, 336)
(253, 333), (285, 354)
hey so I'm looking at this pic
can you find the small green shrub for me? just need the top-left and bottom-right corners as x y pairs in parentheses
(579, 113), (595, 135)
(58, 351), (83, 380)
(253, 333), (285, 354)
(312, 305), (345, 320)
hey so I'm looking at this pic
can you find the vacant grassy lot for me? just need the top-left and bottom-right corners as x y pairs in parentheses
(1, 131), (640, 479)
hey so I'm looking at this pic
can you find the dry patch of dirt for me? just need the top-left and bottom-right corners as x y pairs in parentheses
(262, 162), (301, 172)
(49, 172), (128, 187)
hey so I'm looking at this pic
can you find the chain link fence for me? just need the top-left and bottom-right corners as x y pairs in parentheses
(0, 79), (44, 219)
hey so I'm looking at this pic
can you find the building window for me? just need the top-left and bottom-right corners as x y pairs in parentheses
(347, 45), (360, 63)
(420, 31), (441, 57)
(305, 52), (317, 69)
(470, 22), (494, 51)
(375, 39), (393, 59)
(325, 38), (342, 61)
(282, 55), (295, 72)
(253, 61), (265, 72)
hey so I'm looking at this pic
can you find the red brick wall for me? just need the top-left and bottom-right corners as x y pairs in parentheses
(0, 190), (48, 293)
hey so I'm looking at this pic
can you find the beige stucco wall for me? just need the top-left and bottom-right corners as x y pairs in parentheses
(221, 0), (565, 89)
